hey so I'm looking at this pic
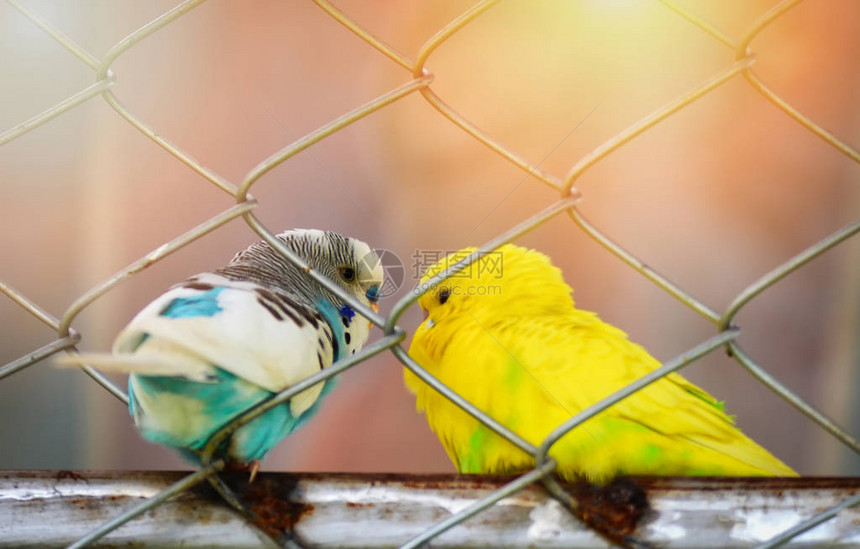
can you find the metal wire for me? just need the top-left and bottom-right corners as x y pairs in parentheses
(754, 491), (860, 549)
(400, 460), (559, 549)
(0, 0), (857, 547)
(65, 463), (224, 549)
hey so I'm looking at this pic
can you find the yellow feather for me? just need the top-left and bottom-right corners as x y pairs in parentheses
(405, 245), (796, 483)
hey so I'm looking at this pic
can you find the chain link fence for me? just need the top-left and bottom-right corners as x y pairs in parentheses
(1, 0), (858, 546)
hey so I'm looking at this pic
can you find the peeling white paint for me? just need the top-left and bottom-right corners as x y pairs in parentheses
(730, 509), (836, 542)
(0, 478), (166, 501)
(303, 483), (478, 515)
(527, 499), (565, 541)
(647, 512), (686, 541)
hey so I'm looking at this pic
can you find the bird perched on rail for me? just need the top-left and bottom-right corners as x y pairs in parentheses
(405, 245), (796, 483)
(65, 229), (383, 476)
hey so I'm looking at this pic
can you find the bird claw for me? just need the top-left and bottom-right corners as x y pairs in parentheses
(248, 459), (261, 483)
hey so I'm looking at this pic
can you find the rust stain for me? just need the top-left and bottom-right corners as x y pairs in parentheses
(564, 477), (651, 549)
(345, 501), (373, 509)
(55, 470), (87, 483)
(227, 473), (316, 543)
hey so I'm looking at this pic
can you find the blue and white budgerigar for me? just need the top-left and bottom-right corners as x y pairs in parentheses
(67, 229), (383, 473)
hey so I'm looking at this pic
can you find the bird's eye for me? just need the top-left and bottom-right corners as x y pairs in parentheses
(339, 266), (356, 282)
(438, 288), (450, 305)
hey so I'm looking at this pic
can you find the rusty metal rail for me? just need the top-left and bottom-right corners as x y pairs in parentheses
(2, 471), (860, 548)
(1, 0), (859, 547)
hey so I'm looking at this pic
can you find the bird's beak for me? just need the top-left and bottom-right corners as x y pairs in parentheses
(421, 309), (435, 328)
(370, 302), (379, 313)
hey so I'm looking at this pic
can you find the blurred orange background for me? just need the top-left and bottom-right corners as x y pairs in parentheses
(0, 0), (858, 476)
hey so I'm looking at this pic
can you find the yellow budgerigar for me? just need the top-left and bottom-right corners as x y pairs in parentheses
(405, 245), (796, 483)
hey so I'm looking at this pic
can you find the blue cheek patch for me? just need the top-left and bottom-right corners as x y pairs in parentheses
(160, 287), (225, 318)
(339, 305), (356, 321)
